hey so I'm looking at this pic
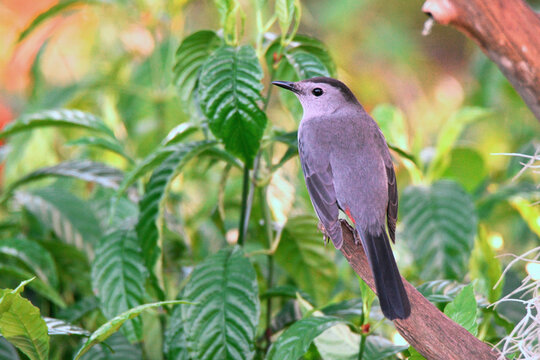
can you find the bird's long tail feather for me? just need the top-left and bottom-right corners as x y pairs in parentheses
(361, 228), (410, 320)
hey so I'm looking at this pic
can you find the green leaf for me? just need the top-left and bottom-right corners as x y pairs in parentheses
(416, 280), (466, 304)
(441, 147), (486, 192)
(173, 31), (222, 104)
(427, 107), (490, 180)
(371, 104), (409, 151)
(0, 264), (66, 307)
(78, 333), (142, 360)
(275, 215), (337, 305)
(15, 187), (102, 251)
(164, 304), (189, 360)
(74, 300), (190, 360)
(0, 280), (49, 360)
(66, 136), (131, 161)
(92, 228), (146, 342)
(161, 123), (200, 146)
(276, 0), (296, 36)
(17, 0), (112, 43)
(266, 316), (346, 360)
(44, 317), (89, 336)
(287, 35), (335, 75)
(0, 238), (58, 287)
(469, 226), (503, 303)
(444, 284), (478, 336)
(509, 196), (540, 238)
(4, 160), (124, 198)
(58, 296), (99, 323)
(213, 0), (243, 44)
(286, 51), (330, 79)
(182, 246), (260, 360)
(136, 140), (215, 272)
(198, 46), (267, 167)
(0, 337), (20, 360)
(315, 328), (406, 360)
(0, 109), (114, 139)
(400, 180), (477, 279)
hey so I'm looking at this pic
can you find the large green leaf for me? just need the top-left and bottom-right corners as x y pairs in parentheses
(400, 180), (477, 279)
(0, 109), (114, 139)
(136, 140), (215, 271)
(173, 31), (222, 104)
(182, 246), (260, 360)
(286, 51), (330, 79)
(266, 316), (345, 360)
(79, 333), (142, 360)
(0, 237), (58, 287)
(444, 284), (478, 336)
(441, 147), (486, 192)
(92, 228), (146, 342)
(15, 187), (102, 252)
(74, 300), (189, 360)
(0, 279), (49, 360)
(274, 215), (337, 305)
(198, 45), (267, 167)
(4, 160), (124, 198)
(164, 304), (189, 360)
(427, 107), (490, 180)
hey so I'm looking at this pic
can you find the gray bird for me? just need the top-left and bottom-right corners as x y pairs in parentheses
(273, 77), (410, 320)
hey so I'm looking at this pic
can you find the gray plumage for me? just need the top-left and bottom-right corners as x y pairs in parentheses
(273, 77), (410, 320)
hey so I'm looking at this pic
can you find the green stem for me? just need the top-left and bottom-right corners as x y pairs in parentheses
(358, 333), (367, 360)
(237, 163), (251, 246)
(259, 186), (274, 349)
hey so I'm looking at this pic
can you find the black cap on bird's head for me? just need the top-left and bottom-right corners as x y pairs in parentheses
(272, 77), (360, 117)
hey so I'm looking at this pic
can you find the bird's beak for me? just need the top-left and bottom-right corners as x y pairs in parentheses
(272, 81), (299, 94)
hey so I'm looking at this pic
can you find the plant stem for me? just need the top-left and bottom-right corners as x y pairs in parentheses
(358, 333), (367, 360)
(259, 186), (275, 349)
(237, 163), (251, 246)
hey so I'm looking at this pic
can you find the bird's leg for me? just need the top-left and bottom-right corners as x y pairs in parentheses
(339, 219), (362, 245)
(317, 221), (331, 246)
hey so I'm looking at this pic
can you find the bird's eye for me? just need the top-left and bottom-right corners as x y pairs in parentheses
(312, 88), (323, 96)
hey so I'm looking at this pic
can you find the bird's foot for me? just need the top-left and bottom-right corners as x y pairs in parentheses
(339, 219), (361, 245)
(317, 222), (331, 246)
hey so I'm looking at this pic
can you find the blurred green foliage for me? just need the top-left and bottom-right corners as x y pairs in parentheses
(0, 0), (538, 359)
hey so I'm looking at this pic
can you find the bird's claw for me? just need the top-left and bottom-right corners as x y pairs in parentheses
(339, 219), (361, 245)
(317, 222), (331, 246)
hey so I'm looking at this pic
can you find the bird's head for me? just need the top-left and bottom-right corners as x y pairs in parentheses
(272, 77), (360, 118)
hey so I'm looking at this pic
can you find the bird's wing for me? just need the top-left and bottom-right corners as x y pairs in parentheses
(386, 163), (398, 243)
(373, 127), (398, 243)
(298, 139), (341, 246)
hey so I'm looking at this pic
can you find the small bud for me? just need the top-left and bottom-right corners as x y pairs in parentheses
(273, 52), (282, 64)
(361, 323), (370, 334)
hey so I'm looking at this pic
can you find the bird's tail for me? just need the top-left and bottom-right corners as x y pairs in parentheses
(361, 228), (410, 320)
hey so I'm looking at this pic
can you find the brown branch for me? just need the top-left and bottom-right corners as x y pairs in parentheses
(422, 0), (540, 121)
(338, 222), (500, 360)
